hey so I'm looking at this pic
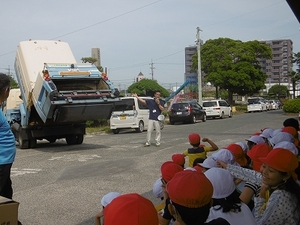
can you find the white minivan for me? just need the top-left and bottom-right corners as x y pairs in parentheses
(110, 96), (152, 134)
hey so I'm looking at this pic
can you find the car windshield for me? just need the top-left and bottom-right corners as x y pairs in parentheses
(172, 103), (189, 110)
(113, 99), (135, 111)
(203, 102), (217, 107)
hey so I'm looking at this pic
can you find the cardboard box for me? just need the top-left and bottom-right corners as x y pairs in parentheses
(0, 196), (19, 225)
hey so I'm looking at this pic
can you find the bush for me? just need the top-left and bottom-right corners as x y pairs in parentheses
(234, 105), (247, 111)
(283, 99), (300, 113)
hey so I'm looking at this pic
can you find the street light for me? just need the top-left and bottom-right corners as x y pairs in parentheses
(196, 27), (202, 104)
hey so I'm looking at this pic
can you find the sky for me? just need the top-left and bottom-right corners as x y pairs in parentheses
(1, 0), (299, 90)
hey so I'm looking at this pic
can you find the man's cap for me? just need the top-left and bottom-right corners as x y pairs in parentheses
(235, 142), (248, 152)
(245, 135), (265, 145)
(226, 144), (248, 167)
(247, 143), (270, 171)
(268, 132), (294, 146)
(160, 161), (183, 182)
(172, 153), (185, 166)
(188, 133), (200, 145)
(259, 128), (274, 139)
(198, 156), (217, 169)
(104, 193), (158, 225)
(273, 141), (299, 155)
(272, 128), (283, 138)
(212, 149), (239, 166)
(153, 178), (164, 199)
(204, 168), (236, 199)
(281, 126), (298, 137)
(101, 192), (121, 207)
(166, 170), (213, 208)
(259, 148), (298, 180)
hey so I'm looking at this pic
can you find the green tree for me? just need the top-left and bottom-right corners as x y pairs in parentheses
(81, 57), (103, 72)
(127, 79), (169, 97)
(288, 71), (300, 99)
(191, 38), (272, 105)
(268, 84), (289, 98)
(9, 75), (19, 88)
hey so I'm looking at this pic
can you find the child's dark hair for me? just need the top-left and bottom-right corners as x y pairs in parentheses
(0, 73), (10, 93)
(211, 189), (241, 213)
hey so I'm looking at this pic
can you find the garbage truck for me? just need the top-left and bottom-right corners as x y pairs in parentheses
(5, 40), (120, 149)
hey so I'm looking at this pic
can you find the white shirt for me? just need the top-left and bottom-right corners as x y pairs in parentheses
(206, 202), (257, 225)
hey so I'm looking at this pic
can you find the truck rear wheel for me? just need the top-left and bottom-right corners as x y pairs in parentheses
(66, 134), (84, 145)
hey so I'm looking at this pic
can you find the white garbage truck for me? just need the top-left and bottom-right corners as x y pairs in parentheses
(5, 40), (119, 148)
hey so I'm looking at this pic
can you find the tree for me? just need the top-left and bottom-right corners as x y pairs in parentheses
(268, 84), (289, 98)
(288, 71), (300, 99)
(9, 75), (19, 88)
(81, 57), (103, 72)
(289, 52), (300, 98)
(191, 38), (272, 105)
(127, 79), (169, 97)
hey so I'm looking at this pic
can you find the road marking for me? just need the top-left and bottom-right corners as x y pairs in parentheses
(11, 168), (42, 177)
(49, 154), (101, 162)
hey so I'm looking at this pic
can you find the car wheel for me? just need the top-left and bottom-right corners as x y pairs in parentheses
(229, 111), (232, 118)
(220, 112), (225, 119)
(190, 115), (196, 124)
(112, 129), (120, 134)
(202, 114), (206, 122)
(135, 121), (144, 133)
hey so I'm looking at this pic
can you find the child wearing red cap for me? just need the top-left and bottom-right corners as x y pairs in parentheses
(218, 148), (300, 225)
(103, 193), (159, 225)
(166, 170), (230, 225)
(183, 133), (218, 167)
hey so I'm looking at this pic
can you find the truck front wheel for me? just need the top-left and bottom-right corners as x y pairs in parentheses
(18, 135), (29, 149)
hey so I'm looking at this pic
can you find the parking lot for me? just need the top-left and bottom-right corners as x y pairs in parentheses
(12, 110), (294, 225)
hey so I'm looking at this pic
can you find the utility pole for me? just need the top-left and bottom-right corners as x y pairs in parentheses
(150, 59), (155, 80)
(196, 27), (202, 104)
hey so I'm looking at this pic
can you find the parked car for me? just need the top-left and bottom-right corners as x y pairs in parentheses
(110, 96), (152, 134)
(169, 101), (206, 125)
(268, 100), (279, 110)
(202, 99), (232, 119)
(247, 97), (267, 112)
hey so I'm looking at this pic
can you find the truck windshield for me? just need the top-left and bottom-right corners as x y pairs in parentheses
(113, 99), (135, 111)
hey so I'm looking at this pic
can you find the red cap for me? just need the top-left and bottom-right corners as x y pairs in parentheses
(161, 161), (183, 182)
(259, 148), (298, 180)
(104, 193), (158, 225)
(172, 154), (185, 166)
(166, 170), (213, 208)
(247, 143), (270, 171)
(282, 126), (298, 137)
(226, 144), (248, 167)
(189, 133), (200, 145)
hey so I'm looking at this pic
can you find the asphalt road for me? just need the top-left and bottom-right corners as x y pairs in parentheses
(11, 109), (296, 225)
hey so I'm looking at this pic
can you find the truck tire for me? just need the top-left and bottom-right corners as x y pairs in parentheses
(76, 134), (84, 144)
(47, 138), (57, 143)
(29, 139), (37, 148)
(66, 135), (77, 145)
(18, 135), (29, 149)
(66, 135), (83, 145)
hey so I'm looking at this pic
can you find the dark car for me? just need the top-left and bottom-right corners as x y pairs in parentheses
(169, 101), (206, 125)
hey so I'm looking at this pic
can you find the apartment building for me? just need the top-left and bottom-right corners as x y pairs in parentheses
(184, 45), (198, 83)
(258, 39), (293, 83)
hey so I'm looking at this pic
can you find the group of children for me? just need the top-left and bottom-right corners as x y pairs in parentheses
(94, 117), (300, 225)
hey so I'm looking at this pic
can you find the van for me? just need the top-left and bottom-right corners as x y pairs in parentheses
(247, 97), (267, 112)
(202, 99), (232, 119)
(110, 97), (152, 134)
